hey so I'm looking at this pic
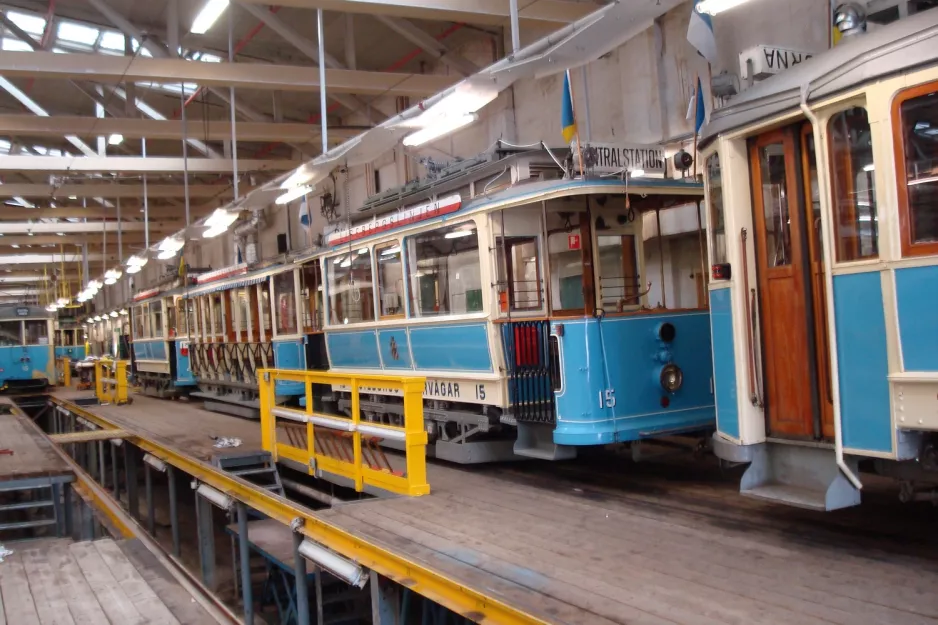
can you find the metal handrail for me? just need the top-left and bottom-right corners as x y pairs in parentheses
(258, 369), (429, 497)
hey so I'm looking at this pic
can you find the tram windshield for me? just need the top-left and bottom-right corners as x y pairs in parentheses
(0, 321), (20, 346)
(24, 320), (48, 345)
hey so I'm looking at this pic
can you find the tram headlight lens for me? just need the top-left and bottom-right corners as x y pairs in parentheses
(660, 364), (683, 393)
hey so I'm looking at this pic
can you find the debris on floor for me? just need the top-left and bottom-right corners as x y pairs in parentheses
(211, 436), (242, 449)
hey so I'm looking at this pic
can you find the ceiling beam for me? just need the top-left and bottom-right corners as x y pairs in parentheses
(0, 156), (300, 173)
(0, 235), (152, 246)
(0, 205), (215, 220)
(0, 114), (349, 143)
(0, 51), (456, 96)
(375, 16), (478, 76)
(235, 0), (597, 25)
(0, 183), (249, 199)
(0, 221), (177, 234)
(0, 253), (117, 264)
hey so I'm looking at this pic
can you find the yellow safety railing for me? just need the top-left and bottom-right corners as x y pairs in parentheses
(258, 369), (429, 497)
(95, 359), (130, 405)
(55, 356), (71, 387)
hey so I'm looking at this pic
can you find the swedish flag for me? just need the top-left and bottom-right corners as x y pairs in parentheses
(561, 70), (576, 144)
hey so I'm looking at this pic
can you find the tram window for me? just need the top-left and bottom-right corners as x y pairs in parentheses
(706, 154), (727, 265)
(597, 234), (641, 311)
(758, 143), (793, 267)
(185, 300), (196, 339)
(495, 236), (542, 311)
(166, 298), (178, 338)
(274, 271), (298, 335)
(172, 298), (185, 336)
(235, 289), (249, 334)
(407, 223), (483, 317)
(895, 84), (938, 254)
(547, 211), (585, 313)
(327, 248), (375, 324)
(259, 285), (272, 333)
(829, 107), (878, 261)
(200, 296), (212, 338)
(642, 205), (708, 309)
(151, 301), (164, 338)
(25, 320), (48, 345)
(299, 264), (323, 332)
(0, 321), (21, 346)
(141, 303), (152, 338)
(211, 294), (223, 336)
(376, 243), (404, 318)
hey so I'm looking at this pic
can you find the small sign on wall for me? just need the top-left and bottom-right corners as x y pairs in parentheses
(567, 234), (581, 250)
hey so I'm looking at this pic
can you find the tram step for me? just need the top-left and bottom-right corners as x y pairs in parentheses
(740, 442), (860, 511)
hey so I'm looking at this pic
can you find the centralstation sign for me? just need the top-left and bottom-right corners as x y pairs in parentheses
(573, 141), (666, 176)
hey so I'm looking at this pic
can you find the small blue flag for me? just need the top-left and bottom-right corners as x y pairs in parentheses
(695, 76), (706, 135)
(561, 70), (576, 144)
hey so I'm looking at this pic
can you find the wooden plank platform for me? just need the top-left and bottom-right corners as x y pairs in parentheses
(49, 429), (131, 444)
(51, 391), (938, 625)
(0, 537), (214, 624)
(0, 402), (71, 484)
(51, 390), (263, 462)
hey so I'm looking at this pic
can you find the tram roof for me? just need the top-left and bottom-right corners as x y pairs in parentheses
(700, 7), (938, 149)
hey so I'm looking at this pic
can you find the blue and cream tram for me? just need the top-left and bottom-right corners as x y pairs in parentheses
(0, 305), (54, 391)
(701, 8), (938, 509)
(301, 146), (716, 462)
(182, 262), (315, 417)
(130, 286), (196, 397)
(54, 323), (86, 362)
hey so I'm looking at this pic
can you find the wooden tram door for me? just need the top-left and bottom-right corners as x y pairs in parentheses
(749, 128), (829, 439)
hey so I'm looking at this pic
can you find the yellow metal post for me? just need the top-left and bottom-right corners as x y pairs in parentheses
(402, 378), (430, 496)
(350, 378), (363, 492)
(258, 370), (275, 459)
(305, 379), (315, 474)
(95, 361), (104, 400)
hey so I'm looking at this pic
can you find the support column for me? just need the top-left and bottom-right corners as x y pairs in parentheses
(63, 483), (73, 538)
(370, 571), (401, 624)
(144, 462), (155, 535)
(80, 498), (95, 540)
(196, 493), (216, 589)
(238, 503), (253, 624)
(124, 444), (138, 519)
(111, 442), (120, 500)
(98, 440), (106, 488)
(52, 483), (65, 537)
(292, 531), (310, 625)
(168, 466), (180, 557)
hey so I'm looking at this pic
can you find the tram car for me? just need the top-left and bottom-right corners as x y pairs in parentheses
(700, 7), (938, 509)
(129, 284), (197, 398)
(0, 305), (54, 391)
(54, 323), (86, 362)
(295, 146), (715, 462)
(181, 261), (319, 418)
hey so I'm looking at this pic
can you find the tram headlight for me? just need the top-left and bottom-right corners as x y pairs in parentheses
(660, 364), (683, 393)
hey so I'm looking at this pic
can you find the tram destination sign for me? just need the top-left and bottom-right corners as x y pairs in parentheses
(574, 142), (666, 176)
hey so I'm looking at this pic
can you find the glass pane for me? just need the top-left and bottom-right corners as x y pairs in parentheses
(134, 306), (144, 339)
(275, 271), (298, 334)
(327, 248), (375, 324)
(187, 300), (197, 338)
(7, 11), (46, 36)
(166, 298), (178, 337)
(597, 234), (640, 310)
(496, 237), (542, 311)
(57, 21), (99, 45)
(407, 224), (482, 317)
(377, 244), (404, 317)
(547, 214), (584, 312)
(211, 294), (223, 335)
(200, 297), (212, 337)
(707, 153), (727, 266)
(260, 285), (272, 331)
(151, 302), (163, 338)
(142, 303), (151, 338)
(236, 289), (249, 332)
(299, 264), (323, 331)
(829, 107), (878, 261)
(759, 143), (792, 267)
(804, 133), (823, 261)
(899, 88), (938, 245)
(0, 321), (21, 346)
(25, 320), (48, 345)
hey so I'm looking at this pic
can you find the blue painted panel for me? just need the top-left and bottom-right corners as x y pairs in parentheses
(409, 323), (492, 372)
(832, 272), (892, 453)
(709, 289), (739, 439)
(0, 345), (53, 383)
(895, 265), (938, 372)
(377, 328), (412, 369)
(553, 312), (715, 446)
(273, 339), (306, 395)
(55, 345), (85, 361)
(151, 341), (167, 360)
(174, 340), (196, 386)
(326, 331), (381, 368)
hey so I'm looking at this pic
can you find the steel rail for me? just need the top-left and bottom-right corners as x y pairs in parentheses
(50, 396), (550, 625)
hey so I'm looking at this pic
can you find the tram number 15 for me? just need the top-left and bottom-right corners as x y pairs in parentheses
(598, 389), (616, 409)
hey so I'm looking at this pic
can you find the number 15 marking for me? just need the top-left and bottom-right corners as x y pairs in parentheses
(598, 389), (616, 408)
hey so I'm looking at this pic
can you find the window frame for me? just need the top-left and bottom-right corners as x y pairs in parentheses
(405, 221), (486, 319)
(706, 152), (728, 270)
(0, 320), (22, 346)
(892, 79), (938, 258)
(375, 242), (406, 320)
(325, 247), (377, 326)
(273, 269), (301, 337)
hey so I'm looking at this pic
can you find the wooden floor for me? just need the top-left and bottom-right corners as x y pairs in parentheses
(51, 390), (938, 625)
(0, 399), (71, 484)
(0, 537), (215, 624)
(52, 390), (263, 462)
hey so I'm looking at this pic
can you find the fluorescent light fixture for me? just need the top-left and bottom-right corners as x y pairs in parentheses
(56, 232), (64, 236)
(696, 0), (750, 15)
(298, 538), (367, 588)
(57, 297), (69, 306)
(444, 228), (475, 239)
(105, 269), (122, 280)
(863, 163), (875, 172)
(203, 209), (238, 238)
(68, 195), (77, 200)
(120, 309), (128, 315)
(276, 185), (313, 205)
(630, 168), (645, 178)
(202, 225), (227, 238)
(194, 482), (233, 510)
(191, 0), (229, 34)
(143, 454), (167, 473)
(110, 311), (119, 317)
(381, 245), (401, 256)
(126, 264), (142, 274)
(356, 248), (368, 255)
(403, 113), (476, 147)
(157, 249), (177, 260)
(107, 133), (123, 146)
(104, 277), (117, 285)
(339, 257), (352, 268)
(93, 315), (102, 321)
(11, 244), (19, 249)
(127, 255), (148, 267)
(158, 237), (185, 253)
(45, 304), (57, 312)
